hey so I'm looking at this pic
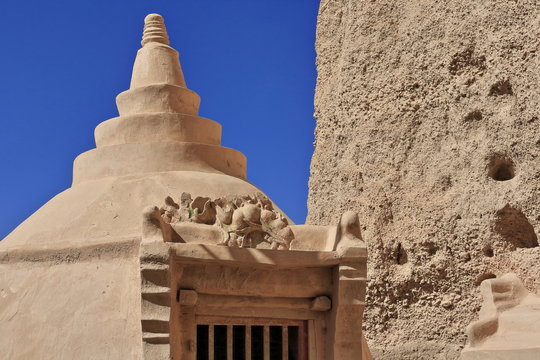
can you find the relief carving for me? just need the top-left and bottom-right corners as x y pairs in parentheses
(465, 273), (536, 347)
(158, 193), (294, 250)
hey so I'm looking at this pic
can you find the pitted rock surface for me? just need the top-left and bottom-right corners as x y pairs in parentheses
(308, 0), (540, 358)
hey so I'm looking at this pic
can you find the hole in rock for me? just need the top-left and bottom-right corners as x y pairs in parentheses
(395, 243), (408, 265)
(475, 273), (496, 286)
(487, 154), (515, 181)
(482, 245), (494, 257)
(464, 110), (482, 122)
(449, 48), (486, 75)
(421, 241), (438, 256)
(495, 205), (538, 248)
(489, 79), (513, 96)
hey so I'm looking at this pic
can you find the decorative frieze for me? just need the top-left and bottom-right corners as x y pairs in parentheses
(157, 192), (294, 250)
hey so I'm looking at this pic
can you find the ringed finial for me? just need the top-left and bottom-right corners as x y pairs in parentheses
(141, 13), (170, 46)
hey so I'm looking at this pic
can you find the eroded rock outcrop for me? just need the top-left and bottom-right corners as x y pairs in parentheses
(309, 0), (540, 358)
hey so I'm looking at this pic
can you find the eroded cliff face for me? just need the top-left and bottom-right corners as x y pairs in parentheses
(308, 1), (540, 358)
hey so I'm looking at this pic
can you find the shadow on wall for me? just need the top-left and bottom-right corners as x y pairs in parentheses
(494, 204), (538, 249)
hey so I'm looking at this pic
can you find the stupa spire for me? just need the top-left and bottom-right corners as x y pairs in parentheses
(73, 13), (248, 185)
(118, 14), (193, 116)
(127, 13), (187, 93)
(141, 13), (170, 46)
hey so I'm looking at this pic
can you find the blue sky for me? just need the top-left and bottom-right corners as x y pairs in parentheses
(0, 1), (319, 239)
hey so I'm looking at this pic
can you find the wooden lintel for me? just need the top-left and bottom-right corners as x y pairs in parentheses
(195, 307), (321, 322)
(194, 294), (330, 311)
(169, 243), (366, 268)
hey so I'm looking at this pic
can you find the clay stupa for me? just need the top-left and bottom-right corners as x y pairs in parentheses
(0, 14), (371, 360)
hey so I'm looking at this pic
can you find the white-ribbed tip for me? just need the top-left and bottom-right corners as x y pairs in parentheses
(141, 13), (170, 46)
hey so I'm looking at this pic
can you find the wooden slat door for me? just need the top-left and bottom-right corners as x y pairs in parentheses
(195, 317), (309, 360)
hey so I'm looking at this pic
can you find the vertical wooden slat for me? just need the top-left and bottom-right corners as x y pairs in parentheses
(227, 325), (233, 360)
(194, 325), (197, 360)
(298, 322), (308, 360)
(245, 325), (251, 360)
(263, 326), (270, 360)
(308, 320), (316, 360)
(314, 318), (325, 360)
(282, 326), (289, 360)
(209, 325), (214, 360)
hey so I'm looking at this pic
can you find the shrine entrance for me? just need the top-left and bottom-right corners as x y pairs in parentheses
(196, 317), (309, 360)
(142, 194), (370, 360)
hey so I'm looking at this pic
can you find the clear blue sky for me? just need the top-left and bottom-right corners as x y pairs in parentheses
(0, 1), (319, 239)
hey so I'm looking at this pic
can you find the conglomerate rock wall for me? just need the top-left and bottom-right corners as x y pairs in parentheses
(308, 1), (540, 358)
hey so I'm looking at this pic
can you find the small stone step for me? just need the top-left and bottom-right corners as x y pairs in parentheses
(142, 298), (170, 322)
(141, 319), (170, 334)
(143, 332), (170, 344)
(140, 262), (169, 271)
(141, 282), (170, 295)
(142, 289), (171, 307)
(141, 272), (169, 289)
(143, 342), (171, 360)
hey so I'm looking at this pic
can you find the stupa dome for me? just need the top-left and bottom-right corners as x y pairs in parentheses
(2, 13), (279, 249)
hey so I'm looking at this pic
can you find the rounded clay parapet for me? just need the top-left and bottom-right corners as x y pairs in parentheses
(116, 84), (200, 116)
(95, 113), (222, 147)
(73, 142), (247, 184)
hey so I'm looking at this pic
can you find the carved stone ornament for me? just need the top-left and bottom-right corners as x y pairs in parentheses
(158, 192), (294, 250)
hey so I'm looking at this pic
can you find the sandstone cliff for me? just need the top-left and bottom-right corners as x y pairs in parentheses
(308, 1), (540, 358)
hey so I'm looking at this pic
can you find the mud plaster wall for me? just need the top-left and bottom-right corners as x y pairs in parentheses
(308, 1), (540, 359)
(0, 241), (142, 359)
